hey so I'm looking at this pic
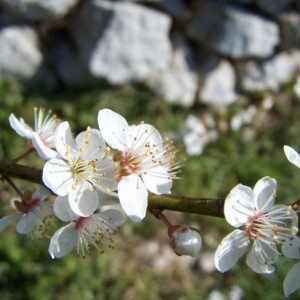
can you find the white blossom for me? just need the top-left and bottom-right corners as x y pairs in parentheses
(49, 195), (124, 258)
(9, 107), (60, 160)
(98, 109), (180, 222)
(284, 145), (300, 168)
(214, 176), (298, 274)
(43, 121), (118, 217)
(282, 237), (300, 297)
(0, 187), (53, 237)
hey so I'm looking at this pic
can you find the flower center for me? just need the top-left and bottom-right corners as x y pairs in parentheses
(113, 150), (141, 181)
(70, 157), (97, 184)
(245, 213), (264, 240)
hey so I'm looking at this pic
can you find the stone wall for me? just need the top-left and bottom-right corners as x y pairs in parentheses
(0, 0), (299, 107)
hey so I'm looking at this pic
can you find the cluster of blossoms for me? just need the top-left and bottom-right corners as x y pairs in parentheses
(1, 107), (300, 297)
(3, 107), (185, 258)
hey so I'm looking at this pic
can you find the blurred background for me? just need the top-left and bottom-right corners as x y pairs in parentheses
(1, 0), (300, 299)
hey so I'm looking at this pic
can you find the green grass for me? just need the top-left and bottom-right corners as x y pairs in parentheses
(0, 79), (300, 299)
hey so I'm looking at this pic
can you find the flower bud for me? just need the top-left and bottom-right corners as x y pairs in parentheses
(169, 226), (202, 257)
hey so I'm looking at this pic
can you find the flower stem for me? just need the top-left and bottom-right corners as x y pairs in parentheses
(1, 176), (26, 203)
(12, 147), (35, 162)
(0, 159), (225, 218)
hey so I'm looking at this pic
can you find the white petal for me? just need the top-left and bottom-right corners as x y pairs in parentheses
(32, 187), (51, 201)
(42, 158), (73, 196)
(214, 229), (249, 273)
(246, 241), (278, 274)
(283, 262), (300, 297)
(253, 176), (277, 212)
(98, 109), (129, 151)
(92, 158), (118, 192)
(101, 209), (125, 228)
(31, 132), (58, 160)
(118, 174), (148, 222)
(282, 237), (300, 259)
(68, 183), (99, 217)
(129, 123), (163, 151)
(55, 121), (77, 159)
(0, 214), (20, 231)
(75, 128), (106, 160)
(142, 166), (172, 194)
(284, 145), (300, 168)
(9, 114), (33, 138)
(48, 222), (78, 258)
(54, 195), (79, 222)
(224, 184), (255, 227)
(16, 214), (36, 234)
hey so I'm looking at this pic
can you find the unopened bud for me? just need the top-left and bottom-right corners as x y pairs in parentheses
(169, 225), (202, 257)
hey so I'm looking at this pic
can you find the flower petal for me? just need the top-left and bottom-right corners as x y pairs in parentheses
(283, 262), (300, 297)
(54, 195), (79, 222)
(91, 157), (118, 193)
(0, 214), (20, 231)
(55, 121), (77, 159)
(98, 109), (129, 151)
(253, 176), (277, 212)
(284, 145), (300, 168)
(68, 183), (99, 217)
(142, 165), (172, 194)
(48, 222), (78, 258)
(101, 209), (125, 228)
(9, 114), (33, 139)
(224, 184), (255, 227)
(282, 237), (300, 259)
(16, 214), (36, 234)
(75, 128), (106, 161)
(129, 123), (163, 151)
(246, 241), (278, 274)
(118, 174), (148, 222)
(31, 132), (58, 160)
(32, 187), (51, 201)
(214, 229), (249, 273)
(42, 158), (73, 196)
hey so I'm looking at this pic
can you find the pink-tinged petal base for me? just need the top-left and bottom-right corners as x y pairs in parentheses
(214, 229), (249, 273)
(49, 223), (78, 259)
(118, 174), (148, 222)
(31, 132), (58, 160)
(283, 262), (300, 297)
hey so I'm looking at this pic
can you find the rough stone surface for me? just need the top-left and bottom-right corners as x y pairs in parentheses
(256, 0), (294, 14)
(198, 57), (238, 106)
(237, 52), (300, 92)
(0, 25), (43, 80)
(50, 37), (98, 88)
(146, 37), (198, 107)
(69, 0), (172, 84)
(0, 0), (80, 21)
(280, 12), (300, 49)
(187, 2), (279, 59)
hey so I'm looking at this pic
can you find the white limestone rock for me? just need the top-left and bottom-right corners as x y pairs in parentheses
(0, 0), (80, 21)
(237, 52), (300, 92)
(69, 0), (172, 84)
(187, 2), (279, 59)
(198, 57), (238, 106)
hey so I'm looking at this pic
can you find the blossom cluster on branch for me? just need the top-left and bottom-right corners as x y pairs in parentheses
(0, 107), (300, 297)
